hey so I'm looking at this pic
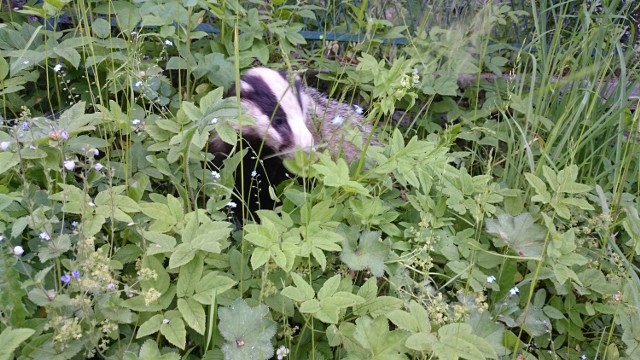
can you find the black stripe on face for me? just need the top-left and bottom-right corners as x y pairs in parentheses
(239, 74), (293, 151)
(278, 70), (304, 110)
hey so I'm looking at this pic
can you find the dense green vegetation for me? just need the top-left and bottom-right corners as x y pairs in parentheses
(0, 0), (639, 359)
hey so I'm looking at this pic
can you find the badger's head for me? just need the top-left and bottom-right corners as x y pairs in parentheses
(227, 67), (315, 155)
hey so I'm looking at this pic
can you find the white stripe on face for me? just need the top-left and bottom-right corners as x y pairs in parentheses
(243, 68), (315, 153)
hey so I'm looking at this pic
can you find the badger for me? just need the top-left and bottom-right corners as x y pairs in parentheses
(209, 67), (374, 222)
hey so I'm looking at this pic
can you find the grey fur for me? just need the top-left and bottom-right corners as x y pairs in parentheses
(304, 86), (375, 162)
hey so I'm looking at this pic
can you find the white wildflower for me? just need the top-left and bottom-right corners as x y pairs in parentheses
(63, 160), (76, 171)
(508, 287), (520, 296)
(486, 275), (497, 283)
(53, 64), (63, 72)
(13, 246), (24, 256)
(132, 119), (141, 126)
(94, 163), (104, 171)
(0, 141), (10, 150)
(134, 81), (143, 88)
(39, 231), (51, 241)
(211, 171), (220, 180)
(88, 201), (95, 207)
(227, 201), (237, 208)
(276, 345), (290, 359)
(210, 117), (218, 124)
(162, 318), (170, 324)
(164, 39), (173, 46)
(251, 170), (257, 177)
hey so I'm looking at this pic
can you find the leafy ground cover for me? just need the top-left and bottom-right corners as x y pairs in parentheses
(0, 0), (639, 359)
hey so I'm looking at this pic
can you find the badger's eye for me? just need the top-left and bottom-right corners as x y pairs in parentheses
(271, 115), (287, 127)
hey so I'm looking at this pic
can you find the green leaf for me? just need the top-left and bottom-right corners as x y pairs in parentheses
(218, 299), (276, 360)
(160, 311), (186, 349)
(0, 152), (20, 176)
(354, 296), (403, 318)
(524, 173), (551, 203)
(193, 273), (236, 304)
(485, 213), (545, 259)
(0, 56), (8, 81)
(289, 272), (315, 301)
(177, 298), (206, 335)
(300, 299), (321, 313)
(166, 56), (188, 70)
(405, 332), (438, 351)
(0, 327), (35, 360)
(137, 340), (180, 360)
(317, 274), (341, 300)
(351, 316), (409, 359)
(143, 232), (176, 255)
(250, 247), (270, 270)
(429, 323), (498, 360)
(137, 314), (163, 338)
(340, 229), (389, 277)
(169, 243), (195, 269)
(177, 255), (203, 297)
(182, 101), (203, 122)
(91, 18), (111, 39)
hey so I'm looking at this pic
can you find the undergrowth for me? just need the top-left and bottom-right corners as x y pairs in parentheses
(0, 0), (639, 359)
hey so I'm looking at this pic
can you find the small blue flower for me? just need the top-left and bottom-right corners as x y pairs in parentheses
(61, 274), (71, 284)
(21, 122), (29, 131)
(71, 269), (80, 278)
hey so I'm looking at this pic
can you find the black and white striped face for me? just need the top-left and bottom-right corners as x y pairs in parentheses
(230, 68), (314, 154)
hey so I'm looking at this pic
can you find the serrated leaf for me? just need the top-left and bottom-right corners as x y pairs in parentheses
(300, 299), (321, 313)
(177, 298), (206, 335)
(182, 101), (203, 122)
(215, 122), (237, 145)
(0, 327), (35, 360)
(354, 296), (403, 317)
(193, 273), (236, 304)
(169, 243), (195, 269)
(290, 272), (315, 300)
(317, 274), (341, 300)
(250, 247), (270, 270)
(386, 309), (419, 333)
(352, 316), (409, 359)
(405, 332), (438, 351)
(218, 299), (276, 360)
(524, 173), (550, 203)
(430, 323), (497, 360)
(137, 340), (180, 360)
(340, 230), (389, 277)
(560, 197), (595, 211)
(160, 314), (186, 350)
(177, 255), (203, 297)
(485, 213), (545, 258)
(0, 152), (20, 176)
(137, 314), (163, 338)
(0, 56), (8, 81)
